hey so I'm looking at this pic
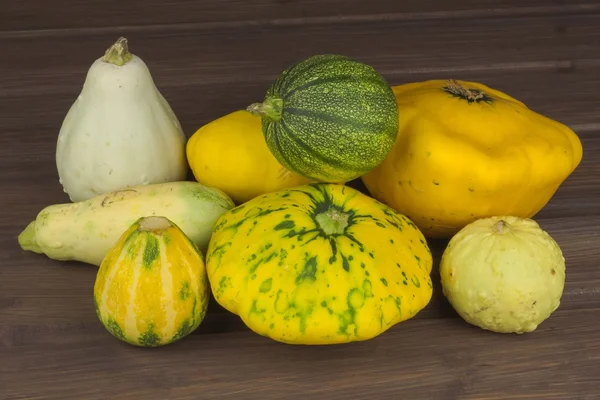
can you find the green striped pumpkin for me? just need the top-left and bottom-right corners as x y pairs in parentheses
(247, 54), (399, 183)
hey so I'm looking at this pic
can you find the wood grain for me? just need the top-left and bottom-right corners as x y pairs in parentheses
(2, 310), (599, 400)
(1, 1), (600, 399)
(3, 61), (600, 132)
(3, 13), (600, 95)
(3, 0), (599, 32)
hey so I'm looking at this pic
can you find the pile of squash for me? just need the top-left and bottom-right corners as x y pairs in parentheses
(18, 37), (582, 347)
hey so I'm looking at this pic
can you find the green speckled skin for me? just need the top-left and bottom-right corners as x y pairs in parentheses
(205, 183), (433, 345)
(255, 54), (399, 182)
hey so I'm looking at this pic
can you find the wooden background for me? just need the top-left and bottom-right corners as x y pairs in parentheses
(1, 1), (599, 399)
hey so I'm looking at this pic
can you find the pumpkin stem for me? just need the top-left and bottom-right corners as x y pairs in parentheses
(247, 97), (284, 122)
(102, 37), (133, 66)
(315, 207), (350, 236)
(441, 79), (492, 104)
(138, 216), (173, 232)
(492, 219), (509, 234)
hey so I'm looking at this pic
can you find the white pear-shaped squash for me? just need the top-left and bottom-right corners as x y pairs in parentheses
(56, 37), (188, 202)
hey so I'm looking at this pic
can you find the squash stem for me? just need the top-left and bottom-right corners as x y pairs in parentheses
(315, 207), (350, 236)
(138, 216), (173, 232)
(18, 221), (43, 254)
(247, 97), (284, 122)
(492, 219), (509, 234)
(102, 37), (133, 66)
(441, 79), (492, 104)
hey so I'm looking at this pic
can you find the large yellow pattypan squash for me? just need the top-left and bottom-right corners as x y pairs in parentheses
(362, 79), (583, 238)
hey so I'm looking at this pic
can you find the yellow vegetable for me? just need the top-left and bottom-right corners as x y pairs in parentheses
(439, 216), (565, 333)
(94, 216), (210, 346)
(205, 183), (433, 345)
(186, 110), (313, 204)
(362, 79), (583, 238)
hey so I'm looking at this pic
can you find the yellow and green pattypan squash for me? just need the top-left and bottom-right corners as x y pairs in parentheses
(362, 79), (583, 239)
(205, 183), (433, 345)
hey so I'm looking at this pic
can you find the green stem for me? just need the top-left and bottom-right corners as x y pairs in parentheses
(315, 207), (350, 236)
(247, 97), (284, 122)
(102, 37), (133, 66)
(18, 221), (43, 253)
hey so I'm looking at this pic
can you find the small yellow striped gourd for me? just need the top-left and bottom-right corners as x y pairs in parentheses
(94, 216), (209, 347)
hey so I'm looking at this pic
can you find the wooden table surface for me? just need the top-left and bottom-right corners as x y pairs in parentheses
(2, 1), (600, 399)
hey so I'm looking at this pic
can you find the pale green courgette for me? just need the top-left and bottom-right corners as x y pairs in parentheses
(18, 181), (234, 266)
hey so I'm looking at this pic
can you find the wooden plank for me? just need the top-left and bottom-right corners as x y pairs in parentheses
(1, 308), (598, 399)
(2, 13), (600, 100)
(1, 63), (599, 139)
(2, 0), (599, 32)
(2, 2), (599, 399)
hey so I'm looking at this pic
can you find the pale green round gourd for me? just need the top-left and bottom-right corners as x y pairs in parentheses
(439, 215), (566, 334)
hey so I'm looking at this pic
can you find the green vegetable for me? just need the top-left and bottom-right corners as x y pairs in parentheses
(18, 181), (234, 266)
(440, 216), (566, 333)
(247, 54), (398, 183)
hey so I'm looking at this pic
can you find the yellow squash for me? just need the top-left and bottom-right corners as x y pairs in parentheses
(205, 183), (433, 345)
(362, 79), (583, 238)
(186, 110), (313, 204)
(94, 216), (210, 347)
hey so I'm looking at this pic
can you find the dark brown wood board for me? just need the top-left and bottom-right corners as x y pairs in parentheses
(1, 1), (599, 399)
